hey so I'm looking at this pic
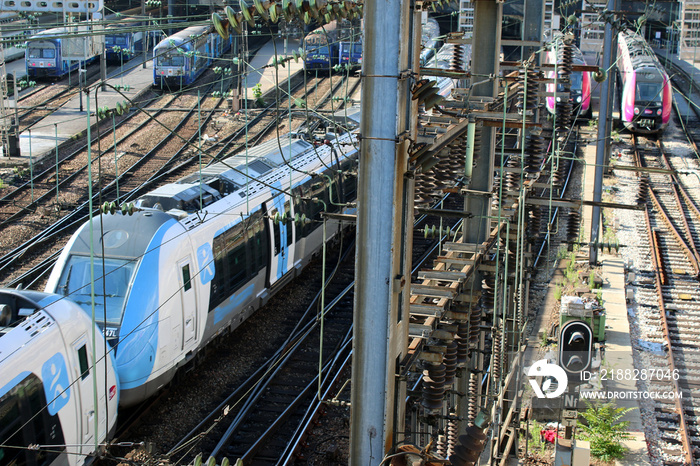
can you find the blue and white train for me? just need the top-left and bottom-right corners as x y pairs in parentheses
(153, 24), (232, 88)
(303, 20), (343, 71)
(45, 114), (360, 406)
(25, 23), (102, 79)
(0, 289), (119, 466)
(305, 17), (441, 72)
(106, 17), (162, 63)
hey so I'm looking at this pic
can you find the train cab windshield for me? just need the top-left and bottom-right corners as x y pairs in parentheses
(107, 36), (127, 46)
(556, 72), (582, 92)
(28, 48), (55, 58)
(55, 255), (137, 326)
(636, 82), (663, 102)
(158, 55), (184, 67)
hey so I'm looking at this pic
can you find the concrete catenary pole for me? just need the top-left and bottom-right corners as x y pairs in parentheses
(456, 0), (502, 441)
(590, 0), (619, 264)
(464, 0), (501, 245)
(350, 0), (412, 461)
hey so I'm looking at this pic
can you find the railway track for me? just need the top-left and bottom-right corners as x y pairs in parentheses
(150, 189), (465, 465)
(15, 60), (120, 131)
(631, 134), (700, 464)
(0, 67), (349, 288)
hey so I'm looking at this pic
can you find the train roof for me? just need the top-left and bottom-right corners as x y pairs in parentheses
(304, 19), (358, 44)
(105, 17), (148, 31)
(179, 136), (316, 190)
(619, 29), (662, 70)
(155, 24), (210, 48)
(131, 129), (356, 222)
(0, 289), (64, 344)
(545, 32), (586, 65)
(332, 106), (361, 128)
(28, 25), (75, 39)
(70, 209), (175, 260)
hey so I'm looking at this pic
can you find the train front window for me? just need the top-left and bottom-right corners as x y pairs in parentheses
(159, 55), (184, 67)
(56, 255), (137, 326)
(555, 73), (582, 92)
(636, 82), (663, 102)
(570, 72), (582, 91)
(28, 48), (54, 58)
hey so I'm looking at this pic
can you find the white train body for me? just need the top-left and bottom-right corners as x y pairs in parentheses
(0, 289), (119, 466)
(46, 124), (359, 406)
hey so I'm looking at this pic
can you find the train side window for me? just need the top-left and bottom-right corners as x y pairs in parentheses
(0, 373), (66, 466)
(284, 201), (293, 246)
(182, 264), (192, 291)
(77, 344), (90, 380)
(270, 208), (281, 254)
(293, 185), (311, 238)
(224, 227), (247, 293)
(227, 243), (247, 291)
(250, 212), (268, 273)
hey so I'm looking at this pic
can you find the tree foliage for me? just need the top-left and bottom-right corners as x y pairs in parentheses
(578, 401), (635, 462)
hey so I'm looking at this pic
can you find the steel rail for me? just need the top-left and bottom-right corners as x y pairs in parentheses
(635, 139), (694, 465)
(632, 135), (700, 276)
(278, 349), (352, 464)
(0, 68), (305, 283)
(642, 209), (693, 465)
(0, 91), (174, 210)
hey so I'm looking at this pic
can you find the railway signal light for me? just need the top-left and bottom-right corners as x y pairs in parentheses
(558, 320), (593, 378)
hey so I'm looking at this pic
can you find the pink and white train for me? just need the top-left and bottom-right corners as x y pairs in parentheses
(617, 29), (672, 134)
(544, 33), (592, 119)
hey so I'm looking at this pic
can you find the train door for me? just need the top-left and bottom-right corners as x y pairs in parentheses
(71, 336), (95, 452)
(265, 193), (295, 286)
(177, 257), (197, 347)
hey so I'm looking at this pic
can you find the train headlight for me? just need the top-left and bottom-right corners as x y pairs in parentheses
(656, 109), (662, 115)
(576, 96), (582, 103)
(634, 107), (640, 115)
(556, 97), (561, 102)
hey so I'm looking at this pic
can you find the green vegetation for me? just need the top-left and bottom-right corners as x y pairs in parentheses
(564, 252), (578, 285)
(528, 420), (546, 453)
(589, 270), (596, 288)
(602, 207), (618, 245)
(557, 246), (569, 260)
(252, 83), (263, 107)
(578, 401), (635, 462)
